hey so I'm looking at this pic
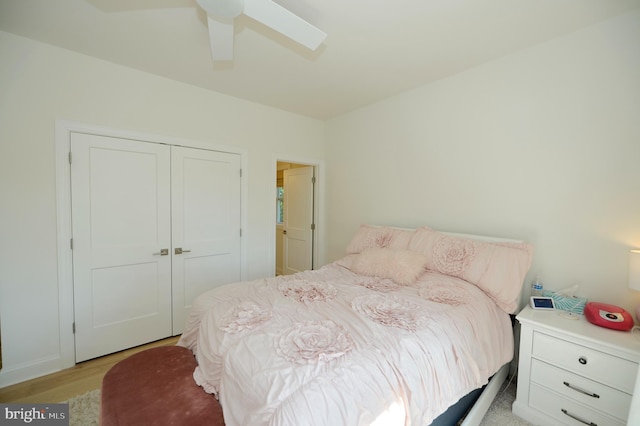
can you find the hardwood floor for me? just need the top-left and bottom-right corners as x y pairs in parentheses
(0, 336), (180, 403)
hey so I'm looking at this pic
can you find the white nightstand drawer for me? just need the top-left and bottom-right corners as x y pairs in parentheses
(530, 383), (626, 426)
(531, 359), (631, 419)
(532, 331), (637, 393)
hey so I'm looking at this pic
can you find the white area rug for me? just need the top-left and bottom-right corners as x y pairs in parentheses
(65, 388), (100, 426)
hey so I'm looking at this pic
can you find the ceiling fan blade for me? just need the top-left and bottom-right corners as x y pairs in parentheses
(243, 0), (326, 50)
(206, 15), (235, 61)
(196, 0), (244, 18)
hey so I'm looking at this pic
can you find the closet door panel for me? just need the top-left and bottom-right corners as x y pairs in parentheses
(71, 133), (172, 362)
(171, 146), (241, 334)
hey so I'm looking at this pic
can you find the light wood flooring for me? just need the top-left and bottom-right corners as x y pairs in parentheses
(0, 336), (180, 403)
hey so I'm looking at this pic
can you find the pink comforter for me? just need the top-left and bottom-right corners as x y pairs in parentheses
(178, 260), (513, 425)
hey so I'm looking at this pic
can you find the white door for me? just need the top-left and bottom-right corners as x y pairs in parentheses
(171, 147), (242, 334)
(71, 133), (172, 362)
(283, 167), (314, 275)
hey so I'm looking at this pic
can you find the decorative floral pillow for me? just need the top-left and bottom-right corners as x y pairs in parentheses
(349, 247), (428, 285)
(346, 224), (415, 254)
(408, 227), (534, 313)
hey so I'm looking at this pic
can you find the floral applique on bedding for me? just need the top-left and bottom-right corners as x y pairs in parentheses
(275, 320), (354, 364)
(351, 294), (428, 331)
(418, 279), (474, 306)
(219, 301), (272, 333)
(431, 235), (478, 278)
(355, 277), (401, 292)
(279, 280), (338, 304)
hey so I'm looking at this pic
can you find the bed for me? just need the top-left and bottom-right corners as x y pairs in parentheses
(178, 225), (534, 425)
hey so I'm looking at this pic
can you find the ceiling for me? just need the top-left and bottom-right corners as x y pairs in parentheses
(1, 0), (638, 119)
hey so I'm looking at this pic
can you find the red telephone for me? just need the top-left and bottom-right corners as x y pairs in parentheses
(584, 302), (634, 331)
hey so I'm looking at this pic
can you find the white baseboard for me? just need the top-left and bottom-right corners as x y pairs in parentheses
(0, 354), (63, 388)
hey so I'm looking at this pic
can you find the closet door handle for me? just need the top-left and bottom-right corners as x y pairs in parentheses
(152, 249), (169, 256)
(175, 248), (191, 255)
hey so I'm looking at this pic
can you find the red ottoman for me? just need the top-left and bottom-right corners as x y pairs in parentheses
(100, 345), (224, 426)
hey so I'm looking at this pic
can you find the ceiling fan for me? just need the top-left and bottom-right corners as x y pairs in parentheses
(195, 0), (327, 61)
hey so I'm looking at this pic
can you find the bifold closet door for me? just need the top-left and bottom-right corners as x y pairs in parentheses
(71, 133), (172, 362)
(171, 147), (241, 335)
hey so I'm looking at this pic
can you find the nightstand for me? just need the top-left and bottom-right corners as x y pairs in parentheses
(513, 306), (640, 425)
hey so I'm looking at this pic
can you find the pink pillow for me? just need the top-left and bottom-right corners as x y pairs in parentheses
(346, 225), (414, 254)
(350, 247), (428, 285)
(408, 227), (534, 313)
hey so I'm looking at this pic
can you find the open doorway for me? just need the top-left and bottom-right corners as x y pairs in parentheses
(276, 162), (316, 275)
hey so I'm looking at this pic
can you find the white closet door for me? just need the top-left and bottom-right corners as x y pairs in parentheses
(283, 166), (314, 275)
(71, 133), (172, 362)
(171, 146), (241, 334)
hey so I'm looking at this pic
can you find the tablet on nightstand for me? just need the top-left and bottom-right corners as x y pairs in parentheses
(530, 296), (555, 310)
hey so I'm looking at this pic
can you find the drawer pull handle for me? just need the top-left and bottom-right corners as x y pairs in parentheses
(578, 356), (587, 365)
(561, 408), (597, 426)
(563, 381), (600, 398)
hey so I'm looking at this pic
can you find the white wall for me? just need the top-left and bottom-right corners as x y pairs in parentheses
(0, 31), (324, 386)
(325, 10), (640, 313)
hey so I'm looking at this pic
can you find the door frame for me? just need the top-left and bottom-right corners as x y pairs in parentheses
(55, 120), (247, 368)
(271, 155), (324, 277)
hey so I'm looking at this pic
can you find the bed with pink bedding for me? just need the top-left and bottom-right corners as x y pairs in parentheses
(178, 225), (534, 425)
